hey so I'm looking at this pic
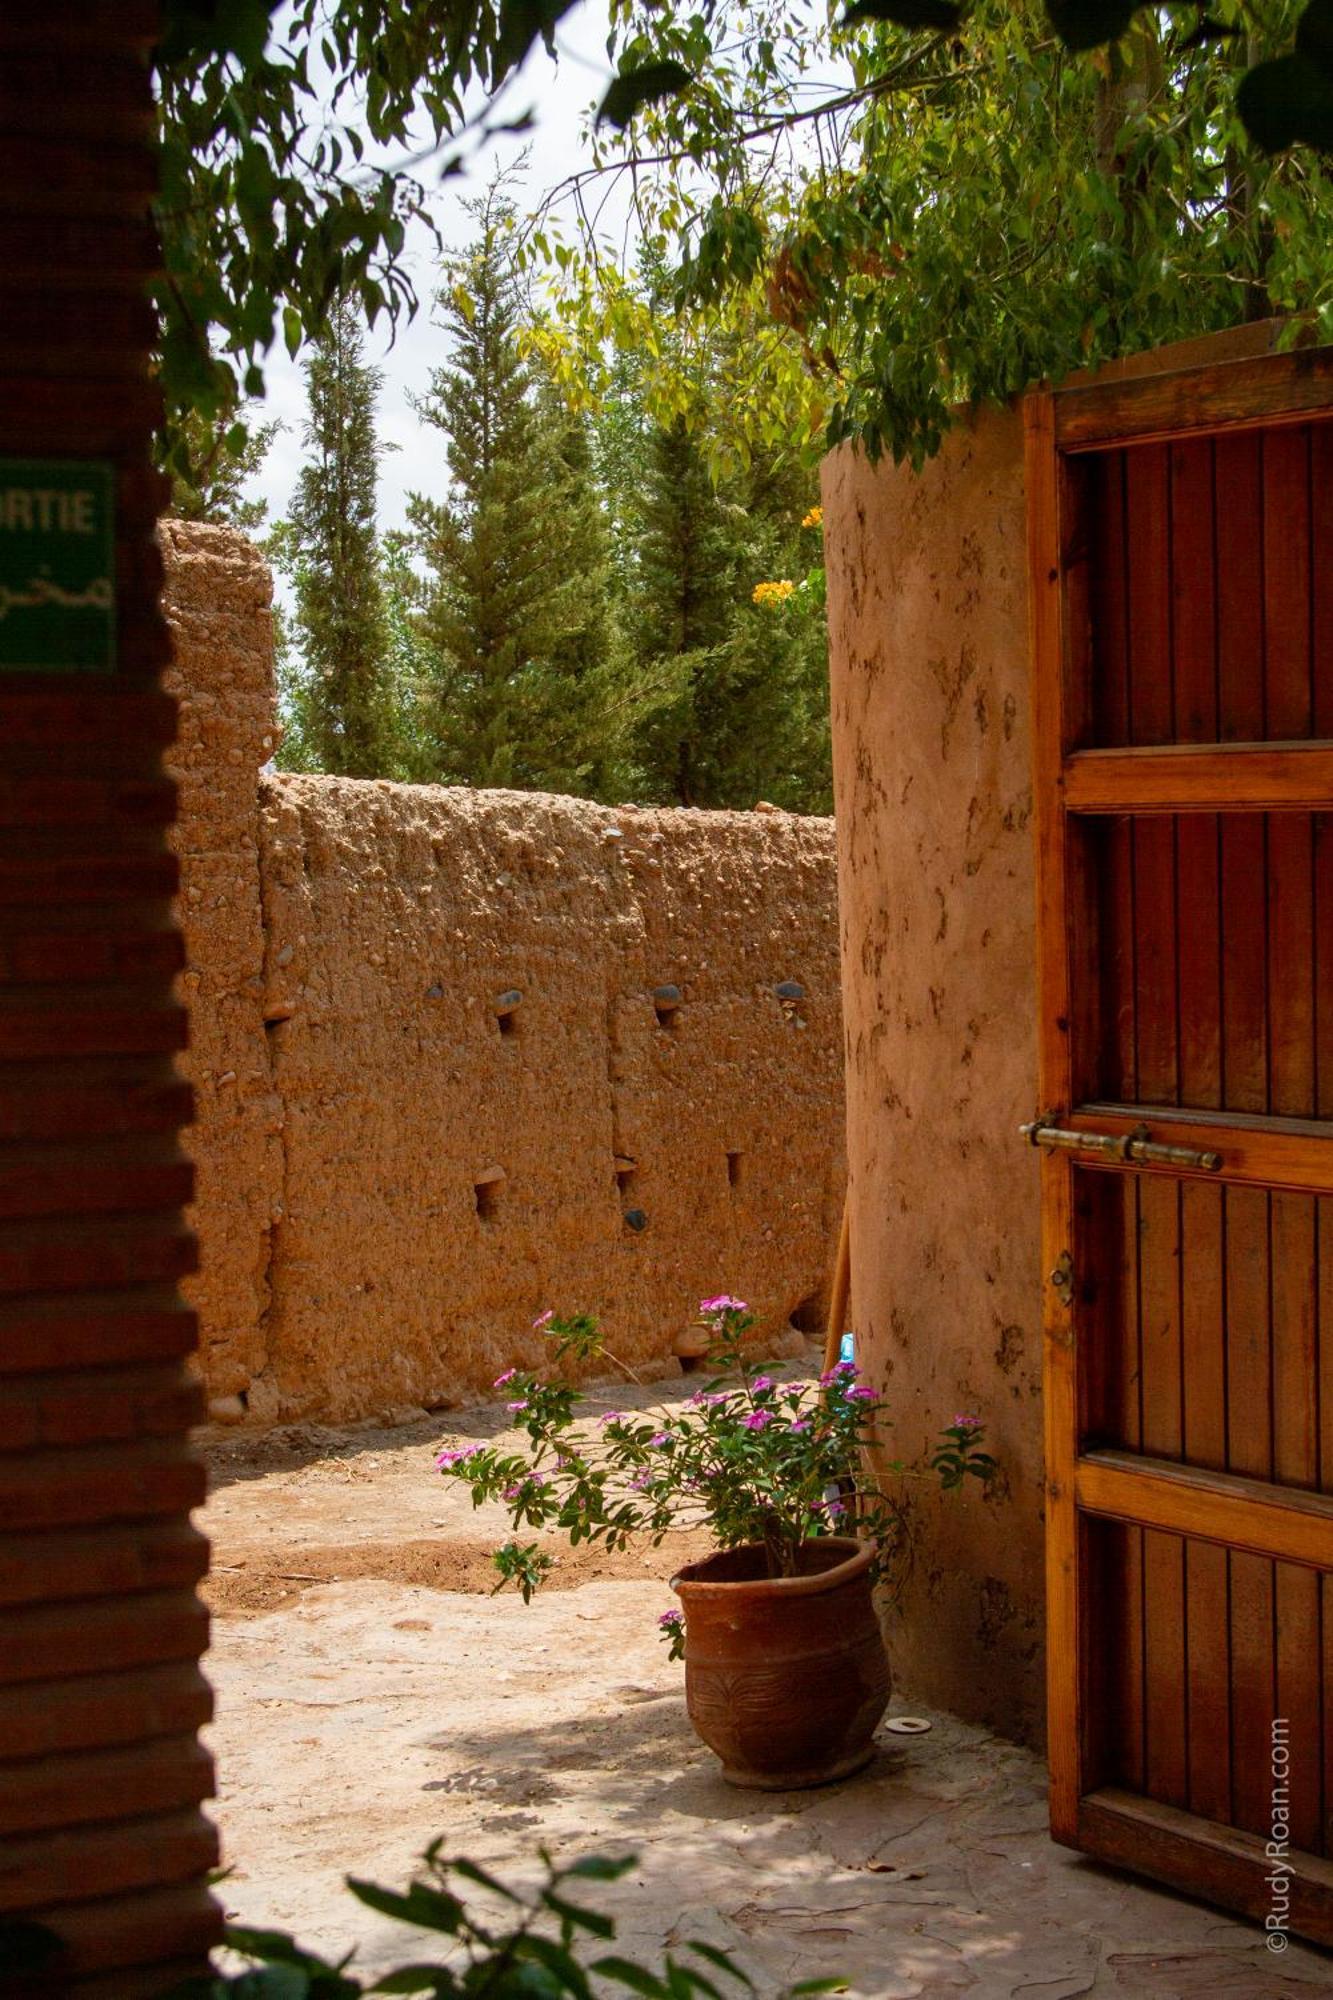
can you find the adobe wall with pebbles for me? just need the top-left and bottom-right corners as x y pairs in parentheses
(162, 524), (845, 1427)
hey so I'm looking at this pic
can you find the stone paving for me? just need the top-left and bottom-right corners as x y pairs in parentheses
(205, 1566), (1332, 1998)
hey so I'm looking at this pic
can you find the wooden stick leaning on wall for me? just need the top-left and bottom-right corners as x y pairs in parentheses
(822, 1193), (851, 1375)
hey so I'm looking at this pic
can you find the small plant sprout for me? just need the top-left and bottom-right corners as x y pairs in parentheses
(434, 1299), (995, 1644)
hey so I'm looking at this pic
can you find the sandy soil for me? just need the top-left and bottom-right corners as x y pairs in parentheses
(200, 1373), (1333, 1998)
(201, 1369), (723, 1616)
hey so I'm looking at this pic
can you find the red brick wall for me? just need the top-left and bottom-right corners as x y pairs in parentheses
(0, 4), (218, 1990)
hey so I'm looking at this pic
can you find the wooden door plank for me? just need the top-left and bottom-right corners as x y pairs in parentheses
(1139, 1178), (1188, 1806)
(1097, 821), (1138, 1098)
(1266, 741), (1323, 1849)
(1065, 741), (1333, 814)
(1220, 817), (1268, 1114)
(1054, 349), (1333, 453)
(1225, 1185), (1278, 1841)
(1066, 1104), (1333, 1197)
(1123, 446), (1175, 1810)
(1261, 427), (1313, 743)
(1024, 391), (1082, 1839)
(1075, 1449), (1333, 1568)
(1175, 807), (1230, 1825)
(1077, 1788), (1333, 1945)
(1089, 451), (1130, 748)
(1168, 440), (1217, 746)
(1215, 433), (1266, 743)
(1125, 446), (1173, 748)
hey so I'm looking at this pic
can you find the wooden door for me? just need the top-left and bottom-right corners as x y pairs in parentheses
(1025, 346), (1333, 1941)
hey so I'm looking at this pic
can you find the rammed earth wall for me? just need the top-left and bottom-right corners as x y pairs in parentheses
(161, 525), (845, 1426)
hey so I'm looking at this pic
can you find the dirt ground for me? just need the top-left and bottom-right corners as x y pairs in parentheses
(200, 1370), (1332, 1998)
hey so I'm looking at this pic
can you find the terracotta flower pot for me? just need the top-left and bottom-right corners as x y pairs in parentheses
(670, 1536), (891, 1789)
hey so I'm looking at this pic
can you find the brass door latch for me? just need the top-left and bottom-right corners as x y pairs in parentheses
(1019, 1115), (1221, 1174)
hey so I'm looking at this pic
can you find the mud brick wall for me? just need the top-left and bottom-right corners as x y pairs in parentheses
(163, 526), (845, 1427)
(0, 4), (219, 1990)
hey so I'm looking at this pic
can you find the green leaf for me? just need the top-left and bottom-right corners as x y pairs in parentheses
(158, 0), (276, 66)
(1299, 0), (1333, 71)
(540, 1892), (616, 1939)
(684, 1942), (752, 1988)
(514, 1932), (594, 1997)
(1044, 1), (1140, 52)
(1238, 51), (1333, 153)
(346, 1879), (465, 1935)
(591, 1957), (671, 1998)
(282, 304), (303, 357)
(597, 60), (695, 130)
(448, 1857), (523, 1902)
(564, 1856), (638, 1883)
(369, 1969), (455, 1994)
(840, 1), (961, 27)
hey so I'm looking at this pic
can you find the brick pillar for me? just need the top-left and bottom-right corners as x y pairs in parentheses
(0, 5), (220, 1992)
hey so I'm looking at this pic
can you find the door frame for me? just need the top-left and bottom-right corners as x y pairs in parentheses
(1024, 344), (1333, 1942)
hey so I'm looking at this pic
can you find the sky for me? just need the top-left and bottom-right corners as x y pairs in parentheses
(247, 1), (622, 542)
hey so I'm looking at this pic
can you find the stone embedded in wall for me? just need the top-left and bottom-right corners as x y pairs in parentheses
(822, 407), (1044, 1748)
(160, 524), (845, 1427)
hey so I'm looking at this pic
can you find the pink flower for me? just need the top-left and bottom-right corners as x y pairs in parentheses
(598, 1410), (624, 1426)
(506, 1399), (528, 1413)
(434, 1445), (481, 1468)
(658, 1609), (683, 1628)
(953, 1413), (982, 1430)
(846, 1384), (876, 1402)
(494, 1367), (518, 1388)
(743, 1410), (773, 1431)
(699, 1293), (748, 1317)
(630, 1471), (652, 1490)
(650, 1432), (672, 1448)
(750, 1376), (774, 1393)
(790, 1419), (811, 1434)
(533, 1309), (555, 1330)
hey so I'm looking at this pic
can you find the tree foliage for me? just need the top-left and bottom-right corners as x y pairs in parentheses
(537, 0), (1333, 467)
(600, 379), (830, 810)
(408, 190), (631, 796)
(152, 0), (1333, 477)
(272, 294), (398, 776)
(167, 396), (278, 529)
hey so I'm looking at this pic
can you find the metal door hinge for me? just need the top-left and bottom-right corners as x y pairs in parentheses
(1049, 1250), (1075, 1309)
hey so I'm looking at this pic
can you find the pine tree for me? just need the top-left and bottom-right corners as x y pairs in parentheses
(613, 413), (831, 813)
(409, 189), (628, 799)
(275, 294), (393, 777)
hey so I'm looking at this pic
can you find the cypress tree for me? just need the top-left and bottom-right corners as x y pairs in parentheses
(617, 415), (830, 812)
(409, 190), (627, 799)
(276, 293), (393, 777)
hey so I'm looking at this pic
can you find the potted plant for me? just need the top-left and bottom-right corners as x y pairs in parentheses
(436, 1297), (993, 1790)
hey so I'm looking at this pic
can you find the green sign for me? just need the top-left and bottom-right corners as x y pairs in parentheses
(0, 459), (116, 674)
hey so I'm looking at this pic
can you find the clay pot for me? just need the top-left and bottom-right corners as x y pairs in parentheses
(670, 1536), (891, 1789)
